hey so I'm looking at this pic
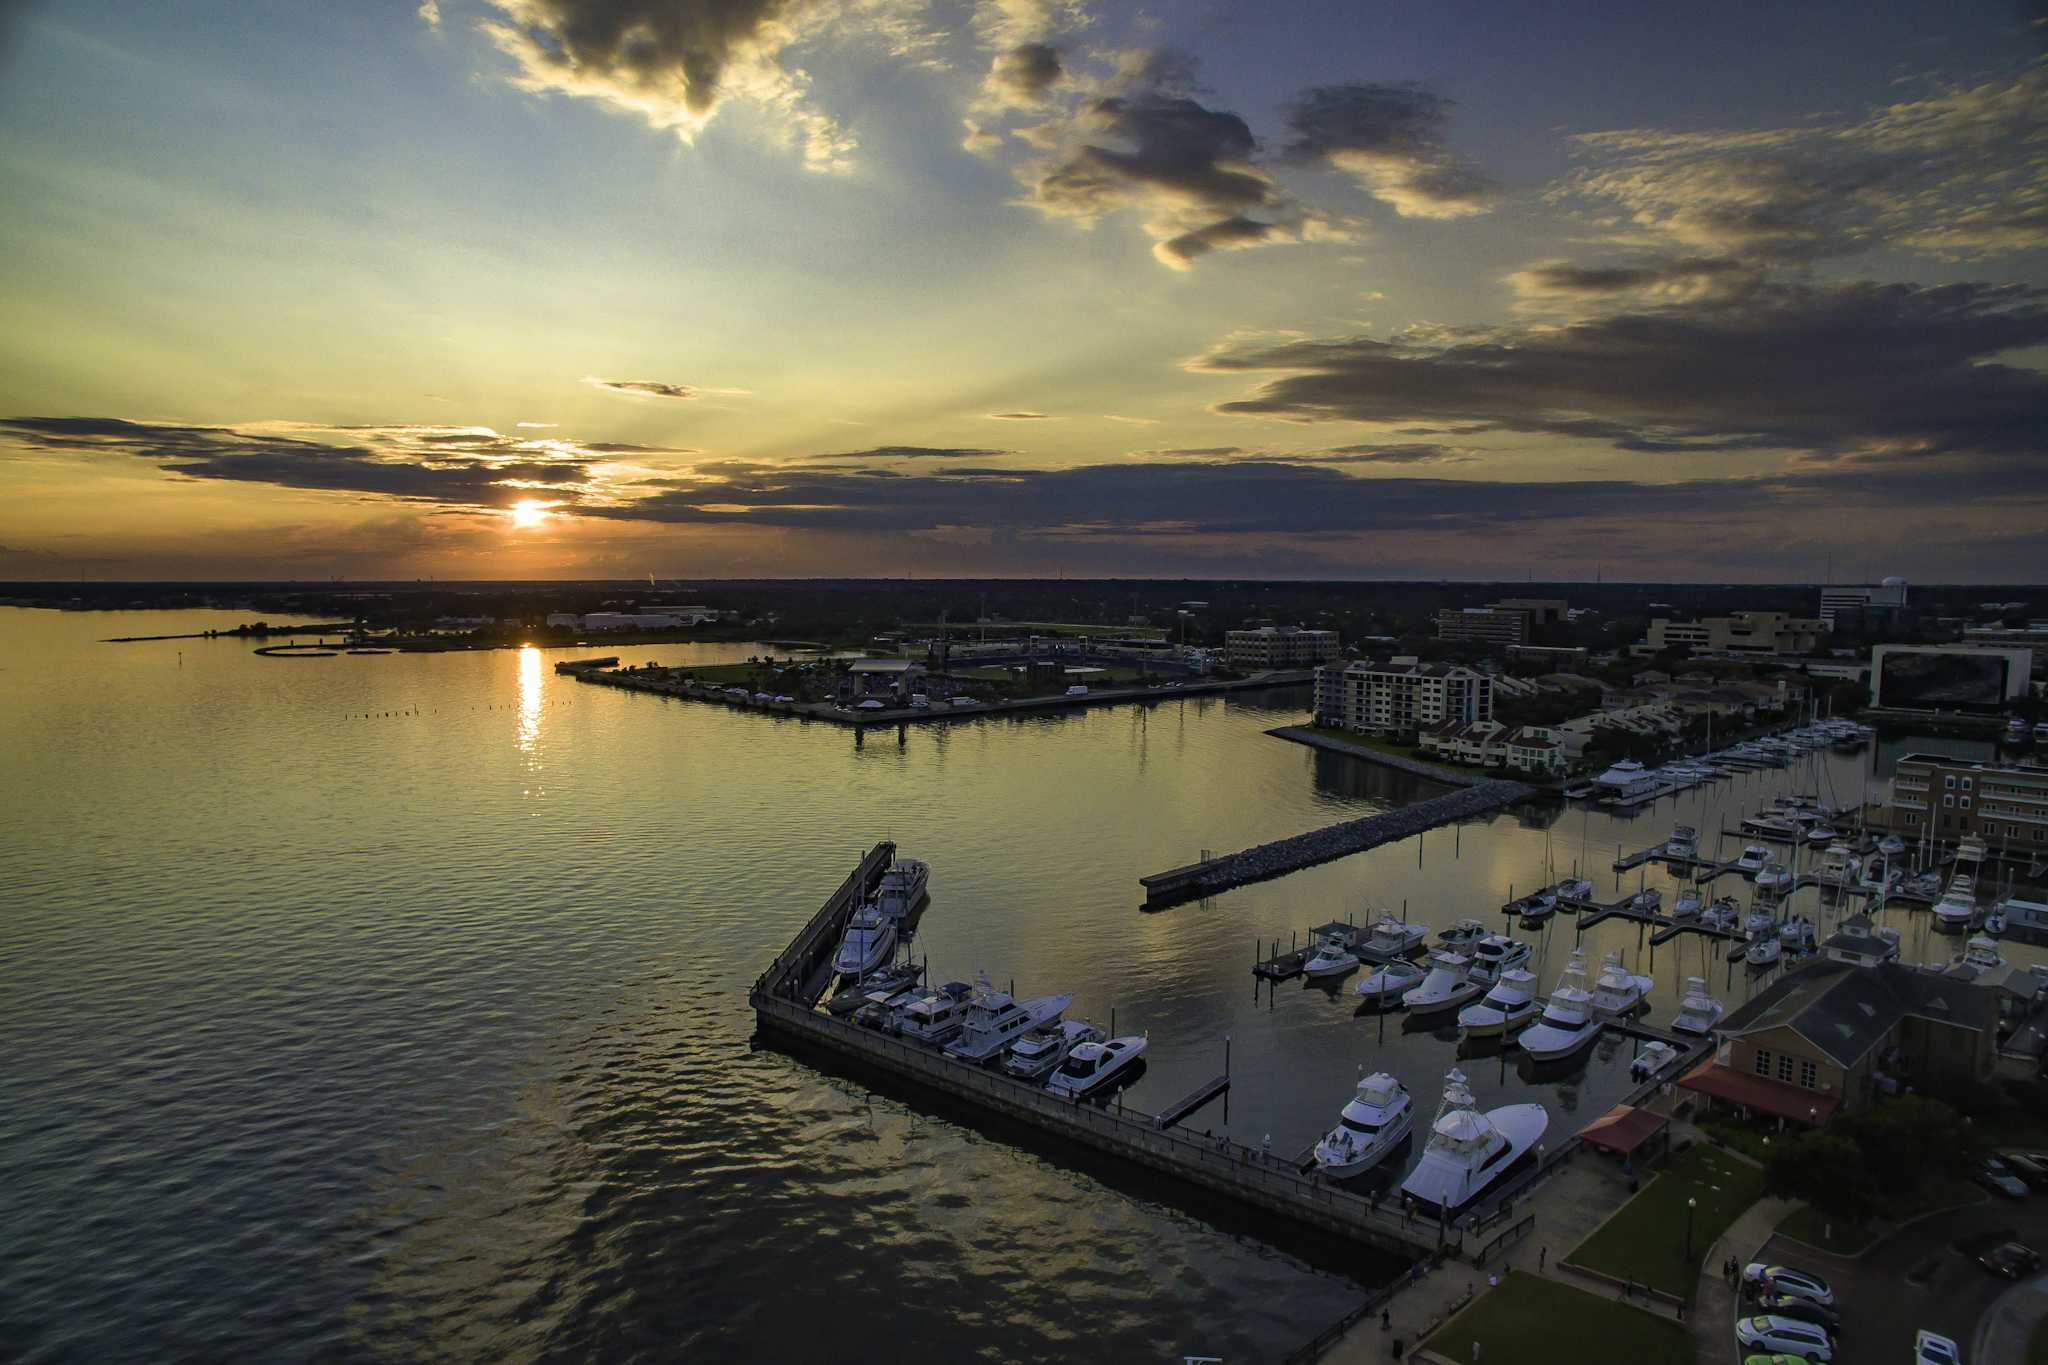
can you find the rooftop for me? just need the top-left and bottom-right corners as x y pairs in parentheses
(1718, 959), (1996, 1068)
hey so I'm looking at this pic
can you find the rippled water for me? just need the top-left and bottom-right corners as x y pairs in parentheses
(2, 608), (2031, 1362)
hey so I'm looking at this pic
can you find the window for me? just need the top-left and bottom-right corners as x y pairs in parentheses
(1752, 1048), (1772, 1077)
(1778, 1053), (1795, 1083)
(1962, 777), (1974, 791)
(1799, 1059), (1818, 1089)
(1944, 795), (1955, 807)
(1961, 797), (1971, 810)
(1945, 775), (1956, 789)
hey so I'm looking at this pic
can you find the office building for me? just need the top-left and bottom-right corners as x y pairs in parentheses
(1314, 657), (1493, 736)
(1640, 612), (1828, 658)
(1225, 626), (1341, 668)
(1435, 597), (1570, 647)
(1818, 577), (1908, 628)
(1869, 644), (2032, 713)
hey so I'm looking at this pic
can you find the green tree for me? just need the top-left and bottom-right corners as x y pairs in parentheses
(1764, 1131), (1879, 1222)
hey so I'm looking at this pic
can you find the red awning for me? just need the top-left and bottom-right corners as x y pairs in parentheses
(1676, 1059), (1840, 1126)
(1578, 1103), (1670, 1156)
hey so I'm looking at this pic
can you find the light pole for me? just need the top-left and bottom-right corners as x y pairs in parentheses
(1685, 1195), (1697, 1263)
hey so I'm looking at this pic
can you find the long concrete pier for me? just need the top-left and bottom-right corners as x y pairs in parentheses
(1140, 780), (1533, 907)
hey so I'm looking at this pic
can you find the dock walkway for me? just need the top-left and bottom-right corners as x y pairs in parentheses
(1141, 781), (1532, 907)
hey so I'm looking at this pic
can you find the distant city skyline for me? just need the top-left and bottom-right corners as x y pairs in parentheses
(2, 2), (2045, 581)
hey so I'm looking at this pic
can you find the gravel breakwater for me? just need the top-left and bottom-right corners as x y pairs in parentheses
(1140, 779), (1533, 906)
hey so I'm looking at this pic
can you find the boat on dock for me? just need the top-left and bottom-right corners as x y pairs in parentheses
(1303, 923), (1364, 978)
(1355, 958), (1426, 1004)
(825, 959), (922, 1014)
(1736, 844), (1772, 874)
(1469, 935), (1531, 985)
(832, 902), (899, 977)
(896, 982), (973, 1045)
(1754, 861), (1793, 893)
(1952, 934), (2006, 973)
(1665, 825), (1699, 860)
(875, 859), (929, 919)
(1458, 968), (1540, 1038)
(1627, 888), (1663, 915)
(1935, 878), (1979, 932)
(1357, 914), (1429, 963)
(1312, 1073), (1415, 1178)
(1671, 977), (1726, 1035)
(945, 975), (1074, 1063)
(1436, 918), (1490, 952)
(1777, 916), (1817, 953)
(1003, 1019), (1106, 1080)
(1590, 950), (1652, 1019)
(1398, 1069), (1549, 1217)
(1630, 1040), (1681, 1080)
(1818, 843), (1861, 885)
(1745, 935), (1782, 968)
(1556, 878), (1595, 903)
(1878, 834), (1906, 859)
(1405, 951), (1484, 1016)
(1672, 888), (1702, 920)
(1047, 1035), (1147, 1098)
(1519, 951), (1601, 1061)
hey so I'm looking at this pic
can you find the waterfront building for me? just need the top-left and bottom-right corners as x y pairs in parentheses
(1678, 960), (1994, 1122)
(843, 657), (926, 701)
(1879, 753), (2048, 854)
(1869, 643), (2033, 714)
(1818, 577), (1908, 628)
(1224, 625), (1340, 669)
(1637, 612), (1829, 658)
(1314, 657), (1493, 737)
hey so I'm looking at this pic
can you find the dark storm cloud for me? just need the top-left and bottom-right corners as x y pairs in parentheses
(0, 417), (592, 506)
(987, 41), (1063, 106)
(584, 377), (700, 399)
(1193, 280), (2048, 460)
(1156, 214), (1292, 266)
(800, 445), (1009, 460)
(1128, 442), (1469, 465)
(1505, 256), (1755, 304)
(1280, 83), (1495, 219)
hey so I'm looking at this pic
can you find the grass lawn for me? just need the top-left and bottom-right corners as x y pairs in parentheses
(1291, 726), (1500, 775)
(1433, 1273), (1688, 1365)
(1567, 1143), (1769, 1300)
(1776, 1173), (1985, 1255)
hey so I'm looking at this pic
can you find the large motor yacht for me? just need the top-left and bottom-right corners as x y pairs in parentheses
(1468, 935), (1531, 985)
(1935, 878), (1979, 932)
(895, 982), (972, 1046)
(1436, 918), (1490, 952)
(1002, 1019), (1106, 1080)
(1590, 950), (1652, 1019)
(1302, 925), (1362, 978)
(1736, 844), (1772, 874)
(875, 859), (929, 919)
(1359, 914), (1429, 962)
(1664, 825), (1698, 860)
(1404, 951), (1483, 1016)
(1519, 951), (1601, 1061)
(1457, 968), (1540, 1039)
(1398, 1069), (1549, 1217)
(832, 902), (899, 977)
(1354, 958), (1426, 1004)
(944, 974), (1074, 1063)
(1046, 1035), (1147, 1098)
(1671, 977), (1725, 1035)
(1312, 1072), (1415, 1178)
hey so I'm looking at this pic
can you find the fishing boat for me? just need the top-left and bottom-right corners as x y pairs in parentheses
(945, 975), (1074, 1063)
(1404, 951), (1484, 1016)
(1436, 918), (1490, 952)
(1397, 1069), (1549, 1217)
(1590, 950), (1652, 1019)
(1047, 1035), (1148, 1098)
(1664, 824), (1699, 860)
(1955, 934), (2006, 972)
(1630, 1040), (1681, 1080)
(1805, 824), (1838, 846)
(1303, 924), (1362, 978)
(1745, 934), (1782, 968)
(1671, 977), (1725, 1035)
(1358, 914), (1430, 962)
(1556, 878), (1595, 903)
(1354, 958), (1427, 1004)
(1754, 860), (1793, 893)
(1002, 1019), (1106, 1080)
(1777, 916), (1816, 952)
(1312, 1072), (1415, 1178)
(832, 902), (899, 977)
(1672, 888), (1702, 920)
(1519, 951), (1601, 1061)
(1700, 898), (1741, 933)
(1736, 844), (1772, 874)
(1819, 843), (1861, 885)
(1934, 878), (1979, 932)
(1458, 968), (1540, 1038)
(1469, 935), (1532, 985)
(875, 859), (929, 919)
(896, 981), (973, 1045)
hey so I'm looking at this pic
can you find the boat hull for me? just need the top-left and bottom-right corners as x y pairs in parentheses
(1518, 1018), (1600, 1061)
(1398, 1104), (1549, 1216)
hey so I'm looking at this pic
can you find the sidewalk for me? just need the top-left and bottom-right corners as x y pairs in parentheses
(1687, 1196), (1794, 1365)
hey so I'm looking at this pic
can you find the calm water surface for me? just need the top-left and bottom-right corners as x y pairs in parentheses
(2, 609), (2033, 1362)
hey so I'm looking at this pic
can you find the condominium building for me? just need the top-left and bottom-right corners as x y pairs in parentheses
(1225, 625), (1341, 668)
(1314, 657), (1494, 736)
(1882, 754), (2048, 852)
(1640, 612), (1828, 658)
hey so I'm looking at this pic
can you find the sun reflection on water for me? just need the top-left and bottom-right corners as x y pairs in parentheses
(517, 645), (542, 757)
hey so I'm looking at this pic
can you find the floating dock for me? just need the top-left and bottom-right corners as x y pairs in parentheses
(1141, 780), (1532, 907)
(1154, 1075), (1230, 1130)
(754, 846), (1466, 1259)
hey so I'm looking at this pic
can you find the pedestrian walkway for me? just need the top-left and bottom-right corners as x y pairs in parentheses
(1688, 1196), (1794, 1365)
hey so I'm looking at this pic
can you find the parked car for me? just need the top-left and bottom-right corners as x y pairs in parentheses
(1998, 1150), (2048, 1188)
(1755, 1294), (1841, 1335)
(1734, 1315), (1834, 1361)
(1975, 1157), (2030, 1199)
(1915, 1330), (1963, 1365)
(1979, 1241), (2041, 1279)
(1741, 1263), (1836, 1308)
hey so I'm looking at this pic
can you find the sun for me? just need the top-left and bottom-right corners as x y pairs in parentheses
(508, 499), (550, 529)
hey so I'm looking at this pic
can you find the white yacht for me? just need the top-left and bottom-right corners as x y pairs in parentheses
(1630, 1040), (1681, 1080)
(1312, 1073), (1415, 1178)
(1700, 898), (1741, 933)
(1556, 878), (1595, 903)
(1516, 893), (1558, 927)
(1805, 824), (1838, 847)
(1742, 814), (1802, 840)
(1745, 934), (1782, 967)
(1672, 888), (1702, 920)
(1819, 843), (1861, 884)
(1398, 1069), (1549, 1216)
(1878, 834), (1906, 859)
(875, 859), (929, 919)
(1404, 951), (1483, 1016)
(1458, 968), (1540, 1038)
(1519, 952), (1601, 1061)
(1469, 935), (1531, 985)
(1671, 977), (1725, 1035)
(1777, 916), (1817, 952)
(1047, 1035), (1147, 1098)
(945, 976), (1074, 1063)
(1745, 907), (1778, 938)
(1003, 1019), (1105, 1080)
(1754, 861), (1793, 893)
(1736, 844), (1772, 874)
(1590, 950), (1652, 1019)
(1935, 878), (1978, 932)
(1628, 887), (1663, 914)
(1359, 914), (1429, 962)
(1665, 825), (1699, 860)
(895, 983), (970, 1045)
(1956, 935), (2006, 973)
(1354, 958), (1426, 1004)
(832, 902), (899, 977)
(1436, 918), (1489, 952)
(1303, 932), (1362, 979)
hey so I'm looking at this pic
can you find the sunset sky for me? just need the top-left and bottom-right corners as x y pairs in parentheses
(2, 1), (2045, 581)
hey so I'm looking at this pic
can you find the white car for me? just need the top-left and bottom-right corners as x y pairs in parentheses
(1735, 1315), (1833, 1361)
(1915, 1330), (1962, 1365)
(1742, 1262), (1835, 1308)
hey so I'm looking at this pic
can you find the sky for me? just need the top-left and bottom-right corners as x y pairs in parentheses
(1, 0), (2045, 582)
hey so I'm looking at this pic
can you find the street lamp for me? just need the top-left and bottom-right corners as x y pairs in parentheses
(1685, 1196), (1697, 1262)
